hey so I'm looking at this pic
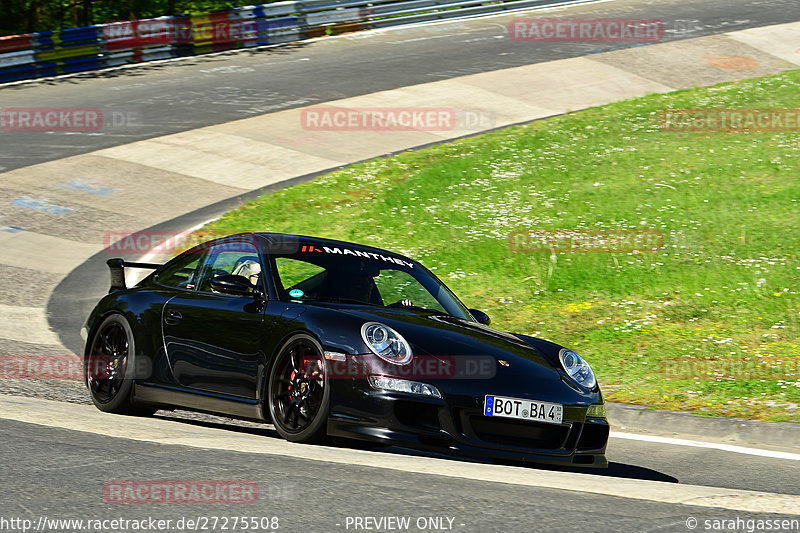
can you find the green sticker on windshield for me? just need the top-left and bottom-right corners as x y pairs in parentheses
(289, 289), (304, 298)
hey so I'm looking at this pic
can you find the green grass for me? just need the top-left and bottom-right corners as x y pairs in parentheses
(198, 69), (800, 422)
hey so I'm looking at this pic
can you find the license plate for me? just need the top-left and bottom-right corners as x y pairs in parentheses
(484, 395), (563, 425)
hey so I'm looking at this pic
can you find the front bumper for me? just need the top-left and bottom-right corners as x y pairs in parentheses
(327, 378), (609, 467)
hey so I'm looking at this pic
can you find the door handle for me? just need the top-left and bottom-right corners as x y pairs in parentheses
(164, 310), (182, 325)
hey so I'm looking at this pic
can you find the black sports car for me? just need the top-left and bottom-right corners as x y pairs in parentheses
(83, 232), (609, 467)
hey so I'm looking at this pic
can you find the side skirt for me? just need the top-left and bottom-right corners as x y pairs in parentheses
(134, 383), (266, 421)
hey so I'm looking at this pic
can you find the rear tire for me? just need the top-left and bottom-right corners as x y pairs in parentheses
(267, 335), (329, 443)
(86, 314), (154, 416)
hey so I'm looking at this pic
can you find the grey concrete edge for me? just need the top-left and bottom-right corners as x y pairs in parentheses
(607, 402), (800, 450)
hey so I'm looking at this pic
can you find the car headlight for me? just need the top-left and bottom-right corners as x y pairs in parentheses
(361, 322), (413, 365)
(559, 348), (597, 389)
(368, 376), (441, 398)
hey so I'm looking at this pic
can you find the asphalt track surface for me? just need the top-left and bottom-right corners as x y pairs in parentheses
(1, 418), (799, 533)
(2, 0), (800, 530)
(2, 0), (800, 172)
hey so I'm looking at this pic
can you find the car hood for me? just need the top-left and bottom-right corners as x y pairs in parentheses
(299, 303), (599, 403)
(331, 306), (564, 380)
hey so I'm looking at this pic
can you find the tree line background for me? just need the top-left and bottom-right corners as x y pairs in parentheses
(0, 1), (249, 36)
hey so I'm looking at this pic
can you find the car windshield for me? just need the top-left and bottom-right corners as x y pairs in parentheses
(269, 244), (472, 321)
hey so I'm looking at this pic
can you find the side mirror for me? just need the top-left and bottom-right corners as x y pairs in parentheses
(210, 274), (257, 297)
(469, 308), (491, 325)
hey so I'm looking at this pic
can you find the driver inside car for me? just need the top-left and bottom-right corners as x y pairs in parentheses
(231, 259), (261, 292)
(322, 268), (379, 304)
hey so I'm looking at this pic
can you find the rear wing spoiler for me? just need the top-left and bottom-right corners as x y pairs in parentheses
(106, 258), (162, 292)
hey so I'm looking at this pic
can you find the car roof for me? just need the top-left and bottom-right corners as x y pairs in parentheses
(249, 232), (416, 262)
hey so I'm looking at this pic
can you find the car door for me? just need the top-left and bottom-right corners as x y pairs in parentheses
(162, 238), (268, 400)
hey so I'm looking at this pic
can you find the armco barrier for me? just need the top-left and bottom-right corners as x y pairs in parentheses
(0, 0), (585, 83)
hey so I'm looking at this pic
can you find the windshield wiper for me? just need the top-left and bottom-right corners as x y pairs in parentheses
(386, 301), (440, 314)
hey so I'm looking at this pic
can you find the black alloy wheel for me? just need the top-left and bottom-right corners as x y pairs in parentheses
(86, 314), (153, 415)
(268, 335), (329, 443)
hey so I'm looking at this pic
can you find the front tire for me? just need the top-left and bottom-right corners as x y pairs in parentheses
(267, 334), (329, 443)
(86, 314), (154, 416)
